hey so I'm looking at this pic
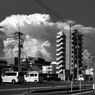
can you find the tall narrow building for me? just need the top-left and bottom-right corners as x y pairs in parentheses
(56, 29), (83, 81)
(56, 31), (66, 80)
(71, 29), (83, 79)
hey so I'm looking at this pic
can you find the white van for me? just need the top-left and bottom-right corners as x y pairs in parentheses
(24, 71), (43, 83)
(1, 71), (25, 84)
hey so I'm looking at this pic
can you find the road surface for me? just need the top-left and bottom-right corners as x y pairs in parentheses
(24, 90), (94, 95)
(0, 81), (93, 95)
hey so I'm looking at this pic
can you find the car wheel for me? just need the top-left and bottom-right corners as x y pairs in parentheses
(34, 80), (37, 83)
(12, 80), (16, 84)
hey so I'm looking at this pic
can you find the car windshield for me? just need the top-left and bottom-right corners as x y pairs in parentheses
(3, 72), (16, 76)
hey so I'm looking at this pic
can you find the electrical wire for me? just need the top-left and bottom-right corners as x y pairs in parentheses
(35, 0), (95, 43)
(35, 0), (69, 25)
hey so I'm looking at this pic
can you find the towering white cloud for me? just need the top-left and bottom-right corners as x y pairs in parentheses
(23, 35), (51, 60)
(0, 13), (55, 34)
(0, 13), (95, 61)
(0, 13), (56, 61)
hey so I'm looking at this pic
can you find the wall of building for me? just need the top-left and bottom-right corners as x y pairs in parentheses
(42, 65), (52, 74)
(85, 68), (93, 75)
(64, 30), (71, 70)
(56, 29), (83, 81)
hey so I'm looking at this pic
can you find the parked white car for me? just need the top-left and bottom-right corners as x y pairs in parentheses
(1, 71), (25, 84)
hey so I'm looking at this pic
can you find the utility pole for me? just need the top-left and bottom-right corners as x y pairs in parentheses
(69, 23), (74, 82)
(15, 27), (23, 72)
(69, 23), (74, 92)
(18, 28), (21, 72)
(89, 56), (91, 82)
(77, 31), (79, 79)
(69, 23), (72, 81)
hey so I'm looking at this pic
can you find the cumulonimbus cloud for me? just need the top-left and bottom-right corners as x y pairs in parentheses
(0, 13), (95, 61)
(0, 13), (57, 61)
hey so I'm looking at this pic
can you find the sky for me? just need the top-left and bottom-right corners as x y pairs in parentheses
(0, 0), (95, 61)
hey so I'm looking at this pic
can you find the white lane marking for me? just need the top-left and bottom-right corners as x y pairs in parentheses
(72, 90), (93, 95)
(54, 85), (65, 87)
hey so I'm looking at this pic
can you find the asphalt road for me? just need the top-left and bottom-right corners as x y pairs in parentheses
(26, 90), (94, 95)
(0, 81), (93, 95)
(0, 81), (69, 95)
(0, 81), (70, 89)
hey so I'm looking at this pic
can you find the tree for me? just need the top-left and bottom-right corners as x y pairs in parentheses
(83, 50), (91, 68)
(21, 58), (31, 71)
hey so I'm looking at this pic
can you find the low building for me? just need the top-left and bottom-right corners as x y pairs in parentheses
(0, 57), (51, 72)
(42, 62), (57, 74)
(85, 68), (93, 76)
(42, 65), (52, 74)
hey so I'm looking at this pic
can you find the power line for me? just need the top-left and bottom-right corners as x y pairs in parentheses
(35, 0), (69, 25)
(35, 0), (95, 43)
